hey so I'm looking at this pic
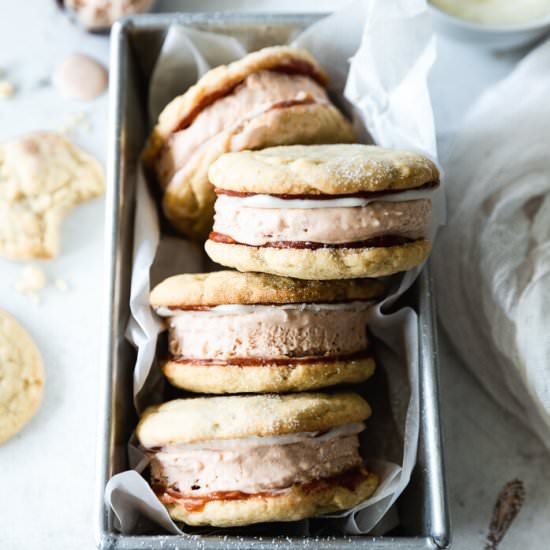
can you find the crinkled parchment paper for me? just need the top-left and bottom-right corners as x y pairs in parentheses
(105, 0), (443, 537)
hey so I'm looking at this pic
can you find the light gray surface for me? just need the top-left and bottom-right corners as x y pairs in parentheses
(0, 1), (548, 549)
(438, 329), (550, 549)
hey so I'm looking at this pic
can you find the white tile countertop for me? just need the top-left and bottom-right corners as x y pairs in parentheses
(0, 1), (549, 549)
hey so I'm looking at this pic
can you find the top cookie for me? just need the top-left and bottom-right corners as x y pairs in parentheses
(149, 270), (385, 308)
(209, 144), (439, 195)
(137, 392), (371, 448)
(143, 46), (328, 166)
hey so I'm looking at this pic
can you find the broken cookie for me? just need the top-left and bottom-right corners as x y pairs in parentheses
(0, 132), (104, 260)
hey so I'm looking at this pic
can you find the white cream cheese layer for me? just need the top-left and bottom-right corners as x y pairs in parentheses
(154, 301), (372, 317)
(217, 186), (435, 209)
(159, 422), (365, 451)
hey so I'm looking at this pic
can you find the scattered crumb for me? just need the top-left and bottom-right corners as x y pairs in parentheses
(15, 265), (47, 301)
(60, 110), (91, 135)
(0, 80), (15, 98)
(13, 268), (71, 302)
(16, 265), (47, 292)
(54, 278), (70, 292)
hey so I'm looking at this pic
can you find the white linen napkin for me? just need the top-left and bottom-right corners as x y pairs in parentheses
(433, 37), (550, 450)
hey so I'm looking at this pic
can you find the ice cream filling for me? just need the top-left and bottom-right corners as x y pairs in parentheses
(156, 70), (329, 186)
(212, 195), (432, 246)
(149, 423), (365, 496)
(157, 302), (370, 360)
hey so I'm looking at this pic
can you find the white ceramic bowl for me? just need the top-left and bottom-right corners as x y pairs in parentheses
(428, 3), (550, 50)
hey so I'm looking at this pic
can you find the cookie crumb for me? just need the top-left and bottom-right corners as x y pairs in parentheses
(0, 80), (15, 98)
(15, 265), (47, 300)
(54, 278), (69, 292)
(60, 111), (91, 135)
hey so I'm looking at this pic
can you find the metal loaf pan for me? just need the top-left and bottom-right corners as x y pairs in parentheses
(96, 12), (450, 550)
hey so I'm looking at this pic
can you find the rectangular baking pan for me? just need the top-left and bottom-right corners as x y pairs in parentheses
(96, 12), (450, 550)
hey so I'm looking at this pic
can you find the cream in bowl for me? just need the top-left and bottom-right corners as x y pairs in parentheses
(429, 0), (550, 49)
(432, 0), (550, 26)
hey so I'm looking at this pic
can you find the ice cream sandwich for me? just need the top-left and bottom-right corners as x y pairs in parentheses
(143, 46), (355, 239)
(136, 393), (378, 527)
(205, 144), (439, 280)
(150, 271), (384, 394)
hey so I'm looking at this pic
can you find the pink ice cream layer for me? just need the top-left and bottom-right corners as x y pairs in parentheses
(213, 197), (432, 245)
(156, 70), (328, 186)
(162, 303), (370, 361)
(149, 424), (364, 496)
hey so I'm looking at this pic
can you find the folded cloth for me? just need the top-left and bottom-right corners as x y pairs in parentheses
(433, 38), (550, 451)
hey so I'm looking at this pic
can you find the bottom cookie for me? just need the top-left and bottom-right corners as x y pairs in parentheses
(205, 239), (431, 280)
(162, 356), (375, 393)
(156, 467), (379, 527)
